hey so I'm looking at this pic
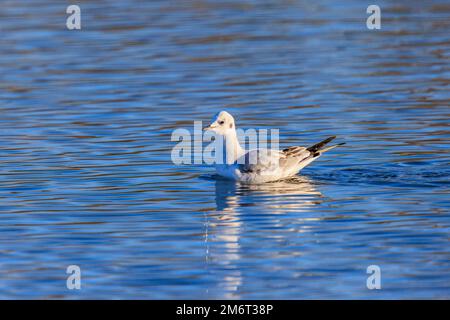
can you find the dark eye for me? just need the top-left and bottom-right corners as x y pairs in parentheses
(218, 120), (224, 125)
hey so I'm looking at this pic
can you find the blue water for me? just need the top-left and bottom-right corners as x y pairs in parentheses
(0, 0), (449, 299)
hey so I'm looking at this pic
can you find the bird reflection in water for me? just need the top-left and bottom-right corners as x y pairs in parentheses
(203, 175), (324, 298)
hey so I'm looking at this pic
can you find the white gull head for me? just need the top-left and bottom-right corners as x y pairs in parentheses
(203, 110), (236, 135)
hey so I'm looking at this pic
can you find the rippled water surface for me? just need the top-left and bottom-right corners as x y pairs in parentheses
(0, 0), (449, 299)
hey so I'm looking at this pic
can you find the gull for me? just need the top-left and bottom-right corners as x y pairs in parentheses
(203, 111), (344, 184)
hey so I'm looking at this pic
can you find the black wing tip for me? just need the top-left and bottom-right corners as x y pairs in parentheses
(306, 136), (337, 153)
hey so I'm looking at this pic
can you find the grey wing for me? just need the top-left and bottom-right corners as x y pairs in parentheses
(280, 136), (343, 172)
(236, 149), (282, 174)
(281, 146), (311, 159)
(279, 146), (313, 171)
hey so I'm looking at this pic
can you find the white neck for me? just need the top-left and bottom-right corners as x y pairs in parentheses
(222, 129), (244, 164)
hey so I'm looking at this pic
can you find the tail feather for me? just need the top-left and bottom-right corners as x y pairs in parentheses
(307, 136), (345, 156)
(319, 142), (346, 153)
(306, 136), (336, 153)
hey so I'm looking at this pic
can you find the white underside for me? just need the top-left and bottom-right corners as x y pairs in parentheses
(215, 154), (319, 184)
